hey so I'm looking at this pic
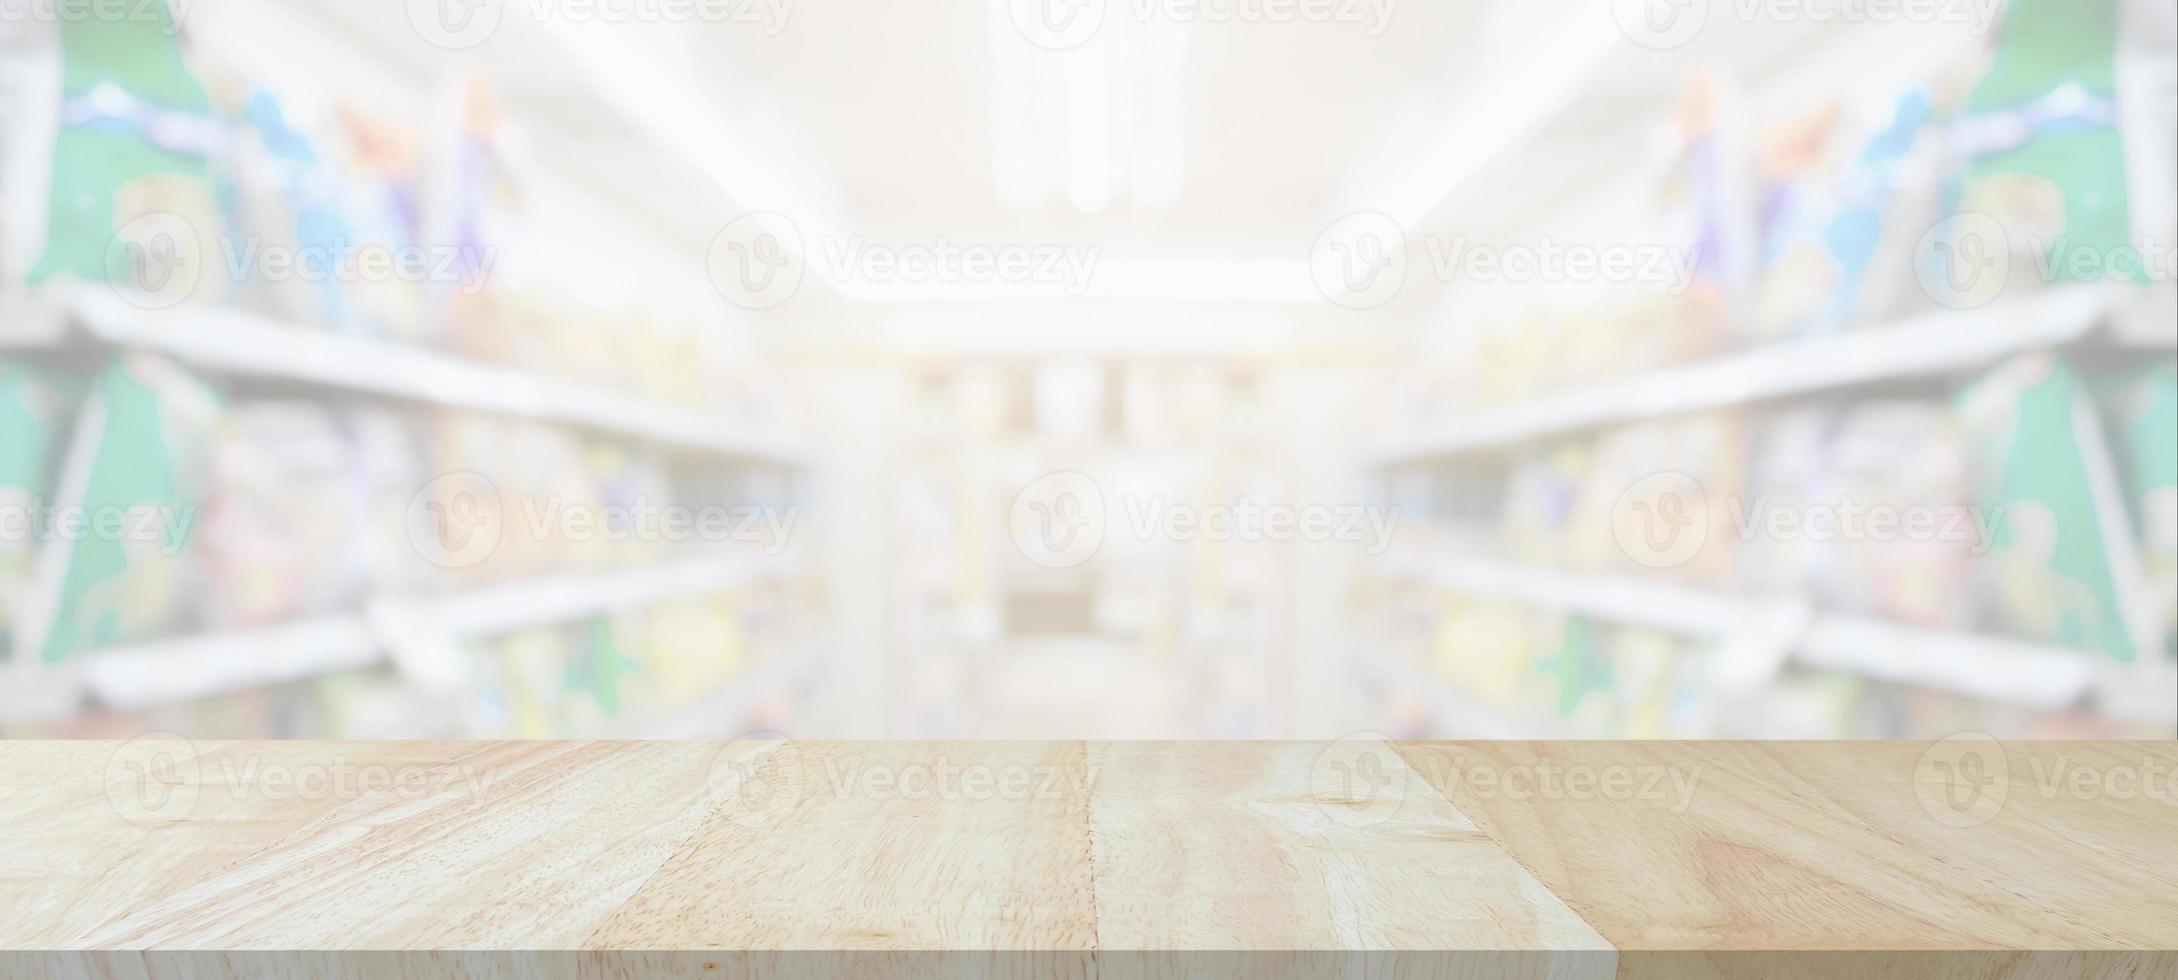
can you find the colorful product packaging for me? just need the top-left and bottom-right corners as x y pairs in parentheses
(31, 10), (232, 308)
(1943, 0), (2139, 295)
(1955, 354), (2139, 660)
(20, 355), (220, 661)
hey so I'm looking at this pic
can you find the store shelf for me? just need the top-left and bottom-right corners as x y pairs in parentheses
(1371, 286), (2122, 464)
(2110, 284), (2178, 349)
(390, 554), (798, 639)
(17, 555), (801, 716)
(1373, 553), (2115, 713)
(22, 287), (808, 465)
(1380, 553), (1759, 637)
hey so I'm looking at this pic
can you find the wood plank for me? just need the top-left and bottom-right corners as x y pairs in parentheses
(1394, 740), (2178, 979)
(586, 741), (1102, 954)
(2, 740), (2173, 979)
(7, 741), (724, 949)
(1083, 739), (1614, 979)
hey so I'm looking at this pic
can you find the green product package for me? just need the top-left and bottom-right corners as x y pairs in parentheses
(26, 355), (220, 661)
(29, 7), (228, 298)
(1956, 0), (2139, 285)
(1957, 355), (2139, 661)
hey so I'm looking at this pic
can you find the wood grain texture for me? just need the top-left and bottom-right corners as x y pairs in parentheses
(1084, 740), (1613, 980)
(1, 740), (2172, 980)
(587, 740), (1101, 952)
(1393, 741), (2178, 980)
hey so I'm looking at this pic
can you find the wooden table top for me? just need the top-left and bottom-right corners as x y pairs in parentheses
(1, 739), (2173, 979)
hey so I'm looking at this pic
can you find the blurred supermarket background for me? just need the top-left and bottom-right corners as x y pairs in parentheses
(0, 0), (2172, 740)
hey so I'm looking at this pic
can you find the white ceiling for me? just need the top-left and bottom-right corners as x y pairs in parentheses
(229, 0), (1990, 312)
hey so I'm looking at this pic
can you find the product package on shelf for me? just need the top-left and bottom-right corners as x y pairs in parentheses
(416, 413), (587, 589)
(197, 402), (364, 629)
(1940, 0), (2140, 300)
(2096, 364), (2178, 654)
(426, 76), (527, 363)
(1752, 87), (1952, 338)
(1737, 404), (1834, 597)
(585, 440), (674, 571)
(1588, 412), (1747, 583)
(1650, 73), (1756, 355)
(221, 81), (426, 338)
(0, 361), (77, 659)
(31, 9), (232, 309)
(1956, 353), (2140, 660)
(455, 592), (763, 739)
(1500, 444), (1588, 570)
(1812, 401), (1981, 631)
(344, 406), (434, 598)
(333, 101), (432, 343)
(19, 355), (220, 661)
